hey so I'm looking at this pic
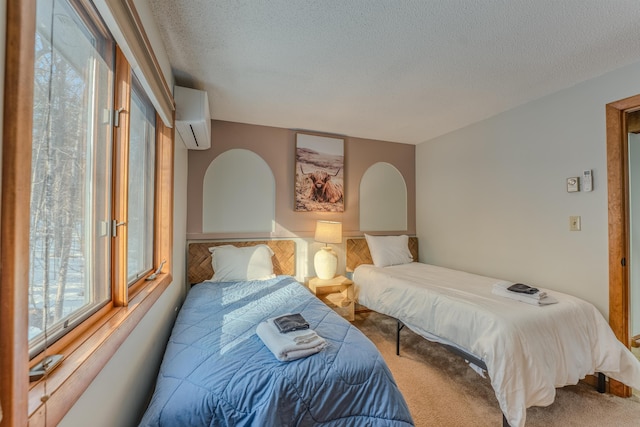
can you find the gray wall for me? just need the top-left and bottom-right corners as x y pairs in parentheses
(416, 60), (640, 317)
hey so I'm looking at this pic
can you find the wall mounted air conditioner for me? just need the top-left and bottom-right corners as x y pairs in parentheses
(174, 85), (211, 150)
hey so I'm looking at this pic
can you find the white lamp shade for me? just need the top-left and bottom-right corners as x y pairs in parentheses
(314, 221), (342, 244)
(314, 247), (338, 280)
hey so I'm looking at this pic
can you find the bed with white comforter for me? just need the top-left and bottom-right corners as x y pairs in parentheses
(354, 262), (640, 427)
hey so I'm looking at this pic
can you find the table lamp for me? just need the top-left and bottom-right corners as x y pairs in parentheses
(314, 220), (342, 280)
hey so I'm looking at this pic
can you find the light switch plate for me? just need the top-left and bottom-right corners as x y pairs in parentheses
(569, 216), (581, 231)
(567, 177), (579, 192)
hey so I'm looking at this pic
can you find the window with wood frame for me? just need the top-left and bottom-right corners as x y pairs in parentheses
(28, 0), (115, 358)
(0, 0), (175, 425)
(28, 0), (170, 356)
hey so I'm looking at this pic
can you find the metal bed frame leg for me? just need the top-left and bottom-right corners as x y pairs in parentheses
(396, 320), (404, 356)
(393, 319), (606, 426)
(395, 318), (517, 427)
(597, 372), (606, 393)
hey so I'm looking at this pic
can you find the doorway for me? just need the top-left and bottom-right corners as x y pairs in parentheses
(627, 111), (640, 379)
(606, 94), (640, 398)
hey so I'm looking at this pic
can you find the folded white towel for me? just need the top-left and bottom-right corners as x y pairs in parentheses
(256, 318), (327, 362)
(492, 285), (558, 306)
(492, 281), (548, 300)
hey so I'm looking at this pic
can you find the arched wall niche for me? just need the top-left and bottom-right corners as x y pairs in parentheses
(360, 162), (407, 231)
(187, 120), (416, 238)
(202, 148), (275, 233)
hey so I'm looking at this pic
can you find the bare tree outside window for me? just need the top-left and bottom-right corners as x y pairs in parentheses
(127, 75), (156, 284)
(29, 0), (113, 355)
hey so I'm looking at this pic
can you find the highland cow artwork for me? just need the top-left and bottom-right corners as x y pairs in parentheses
(295, 133), (345, 212)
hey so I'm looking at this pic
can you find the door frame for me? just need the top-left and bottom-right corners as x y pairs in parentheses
(606, 94), (640, 397)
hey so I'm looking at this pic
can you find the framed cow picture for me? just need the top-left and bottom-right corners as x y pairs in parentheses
(295, 133), (345, 212)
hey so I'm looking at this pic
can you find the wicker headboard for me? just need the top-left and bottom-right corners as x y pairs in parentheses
(187, 240), (296, 285)
(346, 237), (418, 272)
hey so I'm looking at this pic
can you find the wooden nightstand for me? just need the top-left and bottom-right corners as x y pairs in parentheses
(309, 275), (355, 321)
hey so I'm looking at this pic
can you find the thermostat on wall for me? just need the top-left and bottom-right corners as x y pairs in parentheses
(567, 177), (579, 193)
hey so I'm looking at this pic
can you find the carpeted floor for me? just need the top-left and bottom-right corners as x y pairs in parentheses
(352, 311), (640, 426)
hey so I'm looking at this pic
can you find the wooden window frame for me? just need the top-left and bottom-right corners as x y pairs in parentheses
(113, 46), (132, 307)
(0, 0), (176, 425)
(606, 94), (640, 398)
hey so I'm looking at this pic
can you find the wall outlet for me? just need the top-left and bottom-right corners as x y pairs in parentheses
(569, 216), (581, 231)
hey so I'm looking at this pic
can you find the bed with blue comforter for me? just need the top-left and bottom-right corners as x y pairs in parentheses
(139, 275), (413, 426)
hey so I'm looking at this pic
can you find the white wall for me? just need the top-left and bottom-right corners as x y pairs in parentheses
(416, 60), (640, 317)
(59, 1), (188, 425)
(202, 149), (276, 233)
(360, 162), (408, 232)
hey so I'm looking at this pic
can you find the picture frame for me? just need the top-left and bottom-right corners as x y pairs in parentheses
(295, 133), (345, 212)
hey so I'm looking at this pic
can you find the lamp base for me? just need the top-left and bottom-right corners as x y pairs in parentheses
(314, 247), (337, 280)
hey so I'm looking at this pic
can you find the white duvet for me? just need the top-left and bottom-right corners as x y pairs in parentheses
(354, 262), (640, 427)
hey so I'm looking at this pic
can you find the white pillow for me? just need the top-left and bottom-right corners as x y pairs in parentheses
(364, 234), (413, 267)
(209, 244), (276, 282)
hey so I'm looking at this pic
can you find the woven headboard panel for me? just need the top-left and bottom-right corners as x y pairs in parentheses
(187, 240), (295, 285)
(346, 237), (418, 272)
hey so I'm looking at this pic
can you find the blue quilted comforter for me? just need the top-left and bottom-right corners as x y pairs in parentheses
(138, 276), (413, 426)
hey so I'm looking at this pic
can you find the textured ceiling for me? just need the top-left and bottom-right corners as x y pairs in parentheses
(148, 0), (640, 144)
